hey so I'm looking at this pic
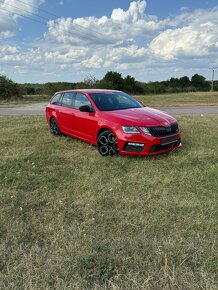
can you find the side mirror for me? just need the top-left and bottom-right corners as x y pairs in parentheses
(79, 105), (94, 113)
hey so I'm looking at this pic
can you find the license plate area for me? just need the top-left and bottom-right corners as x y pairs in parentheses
(161, 135), (178, 145)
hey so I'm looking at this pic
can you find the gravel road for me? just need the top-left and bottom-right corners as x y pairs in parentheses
(0, 102), (218, 116)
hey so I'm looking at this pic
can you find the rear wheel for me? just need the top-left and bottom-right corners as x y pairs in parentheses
(50, 118), (61, 136)
(97, 130), (119, 157)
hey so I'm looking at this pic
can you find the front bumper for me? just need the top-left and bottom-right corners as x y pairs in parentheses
(117, 130), (181, 156)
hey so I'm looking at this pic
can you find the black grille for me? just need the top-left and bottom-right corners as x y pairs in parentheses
(149, 140), (180, 153)
(149, 122), (179, 137)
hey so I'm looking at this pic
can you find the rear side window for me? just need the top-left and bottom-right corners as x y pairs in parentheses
(50, 93), (62, 105)
(74, 93), (92, 109)
(61, 92), (75, 108)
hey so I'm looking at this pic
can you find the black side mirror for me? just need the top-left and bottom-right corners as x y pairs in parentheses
(79, 105), (94, 113)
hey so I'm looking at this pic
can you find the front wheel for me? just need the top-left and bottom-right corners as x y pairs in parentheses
(50, 118), (61, 136)
(97, 130), (119, 157)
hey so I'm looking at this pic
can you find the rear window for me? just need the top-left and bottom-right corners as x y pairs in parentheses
(50, 93), (62, 105)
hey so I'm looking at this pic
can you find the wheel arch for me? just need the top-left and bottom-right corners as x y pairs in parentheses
(49, 112), (58, 123)
(97, 127), (117, 141)
(97, 127), (119, 157)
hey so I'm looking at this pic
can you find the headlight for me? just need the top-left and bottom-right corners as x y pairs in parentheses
(140, 127), (152, 136)
(122, 126), (140, 134)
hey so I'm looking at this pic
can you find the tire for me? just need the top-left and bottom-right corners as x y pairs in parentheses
(50, 118), (61, 136)
(97, 130), (119, 157)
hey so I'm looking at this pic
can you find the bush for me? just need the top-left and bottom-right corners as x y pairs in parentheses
(44, 82), (76, 95)
(0, 75), (23, 100)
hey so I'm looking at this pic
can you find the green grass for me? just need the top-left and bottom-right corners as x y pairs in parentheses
(0, 95), (50, 105)
(136, 91), (218, 107)
(0, 91), (218, 107)
(0, 115), (217, 289)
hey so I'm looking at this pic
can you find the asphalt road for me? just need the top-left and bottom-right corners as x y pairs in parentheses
(0, 102), (218, 116)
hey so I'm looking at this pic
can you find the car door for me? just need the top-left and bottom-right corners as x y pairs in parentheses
(57, 92), (76, 135)
(46, 92), (62, 122)
(73, 92), (98, 142)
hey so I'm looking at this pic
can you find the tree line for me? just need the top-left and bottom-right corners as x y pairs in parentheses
(0, 75), (23, 99)
(0, 72), (217, 99)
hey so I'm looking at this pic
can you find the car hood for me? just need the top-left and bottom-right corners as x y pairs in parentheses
(103, 107), (176, 127)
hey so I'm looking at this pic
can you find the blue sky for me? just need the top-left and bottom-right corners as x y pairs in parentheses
(0, 0), (218, 83)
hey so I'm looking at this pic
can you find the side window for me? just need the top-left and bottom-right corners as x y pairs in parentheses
(75, 93), (92, 110)
(50, 93), (62, 105)
(61, 92), (74, 108)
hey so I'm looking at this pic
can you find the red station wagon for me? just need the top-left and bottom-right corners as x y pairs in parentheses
(46, 89), (181, 157)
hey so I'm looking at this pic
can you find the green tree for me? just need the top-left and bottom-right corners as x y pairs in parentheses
(168, 77), (180, 88)
(100, 71), (124, 90)
(0, 75), (23, 99)
(44, 82), (76, 95)
(179, 76), (190, 88)
(123, 75), (144, 94)
(83, 75), (97, 88)
(26, 87), (36, 95)
(191, 74), (210, 90)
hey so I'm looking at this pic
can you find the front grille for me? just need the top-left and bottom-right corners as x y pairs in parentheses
(149, 122), (179, 137)
(149, 140), (180, 153)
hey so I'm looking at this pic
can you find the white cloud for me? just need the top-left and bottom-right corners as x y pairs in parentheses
(80, 55), (103, 69)
(111, 0), (146, 23)
(44, 47), (89, 64)
(149, 24), (218, 60)
(2, 0), (44, 14)
(46, 1), (167, 46)
(45, 1), (218, 74)
(149, 8), (218, 60)
(0, 0), (44, 38)
(170, 7), (218, 27)
(0, 10), (17, 37)
(0, 45), (42, 64)
(1, 1), (218, 82)
(180, 6), (188, 12)
(105, 45), (148, 67)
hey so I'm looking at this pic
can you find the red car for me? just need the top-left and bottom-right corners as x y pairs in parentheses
(46, 89), (181, 157)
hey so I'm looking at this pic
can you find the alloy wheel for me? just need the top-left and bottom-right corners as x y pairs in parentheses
(50, 118), (61, 136)
(97, 130), (119, 157)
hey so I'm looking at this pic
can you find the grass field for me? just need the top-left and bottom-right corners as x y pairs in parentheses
(0, 95), (50, 105)
(0, 91), (218, 107)
(0, 115), (217, 289)
(136, 91), (218, 107)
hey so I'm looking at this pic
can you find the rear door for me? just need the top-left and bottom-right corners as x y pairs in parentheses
(57, 92), (76, 135)
(46, 93), (63, 123)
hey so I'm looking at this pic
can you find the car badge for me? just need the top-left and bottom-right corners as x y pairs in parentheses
(164, 121), (169, 126)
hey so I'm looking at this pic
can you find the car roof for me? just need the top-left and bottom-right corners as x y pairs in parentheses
(55, 89), (122, 94)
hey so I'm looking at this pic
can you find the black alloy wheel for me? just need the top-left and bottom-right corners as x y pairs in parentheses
(50, 118), (61, 136)
(97, 130), (119, 157)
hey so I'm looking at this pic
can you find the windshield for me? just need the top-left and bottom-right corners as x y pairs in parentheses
(90, 92), (143, 111)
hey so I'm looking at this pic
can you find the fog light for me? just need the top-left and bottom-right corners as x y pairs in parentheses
(124, 142), (145, 153)
(128, 142), (144, 147)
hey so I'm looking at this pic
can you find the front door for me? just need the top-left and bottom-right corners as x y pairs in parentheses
(73, 93), (98, 143)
